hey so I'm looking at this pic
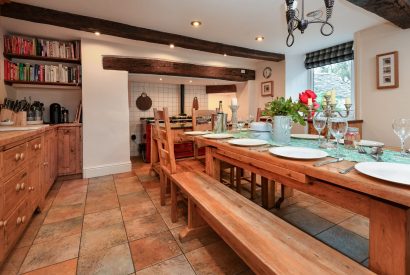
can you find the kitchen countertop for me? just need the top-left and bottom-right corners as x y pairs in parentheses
(0, 123), (81, 149)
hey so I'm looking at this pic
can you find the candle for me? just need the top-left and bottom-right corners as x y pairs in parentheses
(322, 100), (327, 107)
(331, 90), (336, 98)
(307, 98), (313, 106)
(331, 96), (337, 105)
(345, 97), (351, 105)
(231, 97), (238, 106)
(326, 91), (332, 96)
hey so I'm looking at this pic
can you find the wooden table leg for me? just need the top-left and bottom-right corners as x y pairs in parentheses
(261, 177), (275, 209)
(179, 198), (211, 243)
(275, 184), (294, 209)
(369, 199), (409, 275)
(250, 173), (256, 200)
(205, 147), (220, 179)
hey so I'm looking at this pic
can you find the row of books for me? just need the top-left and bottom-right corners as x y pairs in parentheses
(4, 60), (81, 84)
(3, 35), (81, 60)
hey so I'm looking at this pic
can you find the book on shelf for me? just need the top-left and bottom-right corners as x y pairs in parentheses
(3, 34), (81, 60)
(4, 59), (81, 84)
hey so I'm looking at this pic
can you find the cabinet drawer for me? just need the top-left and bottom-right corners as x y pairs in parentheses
(4, 200), (30, 252)
(4, 169), (28, 215)
(3, 143), (27, 178)
(27, 137), (42, 161)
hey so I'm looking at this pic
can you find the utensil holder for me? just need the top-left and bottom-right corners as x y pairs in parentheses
(15, 111), (27, 126)
(0, 109), (14, 122)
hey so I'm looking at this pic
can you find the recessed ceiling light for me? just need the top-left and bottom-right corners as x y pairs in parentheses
(169, 44), (175, 48)
(255, 36), (264, 42)
(190, 20), (202, 27)
(189, 80), (193, 83)
(160, 78), (163, 81)
(223, 53), (227, 57)
(94, 31), (101, 36)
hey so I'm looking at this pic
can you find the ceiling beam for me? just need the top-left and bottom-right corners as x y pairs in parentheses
(206, 85), (237, 94)
(102, 57), (256, 82)
(346, 0), (410, 29)
(0, 2), (285, 62)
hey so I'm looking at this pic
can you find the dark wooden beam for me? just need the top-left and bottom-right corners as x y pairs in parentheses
(206, 85), (237, 94)
(0, 2), (285, 62)
(346, 0), (410, 29)
(102, 57), (255, 82)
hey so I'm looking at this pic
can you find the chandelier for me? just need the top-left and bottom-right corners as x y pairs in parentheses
(285, 0), (335, 47)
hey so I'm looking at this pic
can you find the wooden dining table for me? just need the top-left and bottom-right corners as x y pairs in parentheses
(194, 135), (410, 275)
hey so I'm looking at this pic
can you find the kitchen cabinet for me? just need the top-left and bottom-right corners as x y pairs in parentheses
(57, 125), (82, 176)
(43, 128), (58, 194)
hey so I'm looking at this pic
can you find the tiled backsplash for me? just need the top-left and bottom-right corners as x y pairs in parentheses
(129, 82), (208, 156)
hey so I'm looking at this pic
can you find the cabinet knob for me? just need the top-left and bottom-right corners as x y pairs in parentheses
(16, 217), (22, 225)
(15, 153), (20, 161)
(0, 221), (3, 227)
(20, 153), (25, 160)
(22, 216), (26, 224)
(34, 144), (38, 150)
(38, 143), (42, 149)
(16, 183), (21, 191)
(20, 183), (25, 190)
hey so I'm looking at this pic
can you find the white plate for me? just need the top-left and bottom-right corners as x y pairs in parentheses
(0, 121), (14, 126)
(228, 139), (268, 147)
(337, 139), (384, 147)
(26, 120), (44, 125)
(202, 133), (233, 139)
(355, 162), (410, 185)
(184, 131), (209, 136)
(269, 146), (328, 160)
(291, 134), (323, 140)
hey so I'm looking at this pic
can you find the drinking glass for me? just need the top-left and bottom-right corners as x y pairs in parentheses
(313, 112), (327, 147)
(392, 118), (410, 156)
(329, 117), (348, 157)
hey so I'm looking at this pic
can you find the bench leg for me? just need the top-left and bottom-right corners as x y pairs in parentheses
(236, 168), (242, 193)
(171, 180), (178, 223)
(261, 177), (275, 209)
(275, 184), (294, 209)
(250, 173), (256, 200)
(179, 198), (210, 243)
(230, 168), (235, 186)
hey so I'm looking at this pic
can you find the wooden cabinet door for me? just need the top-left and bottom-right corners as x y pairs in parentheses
(57, 127), (81, 176)
(51, 129), (58, 182)
(28, 160), (41, 213)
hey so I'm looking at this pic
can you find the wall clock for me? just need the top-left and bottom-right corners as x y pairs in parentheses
(263, 67), (272, 79)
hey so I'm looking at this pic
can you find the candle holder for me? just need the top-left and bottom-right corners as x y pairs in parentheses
(308, 95), (352, 149)
(229, 105), (239, 130)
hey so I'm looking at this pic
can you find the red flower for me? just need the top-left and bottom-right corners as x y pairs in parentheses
(299, 90), (319, 111)
(305, 90), (317, 100)
(299, 92), (309, 104)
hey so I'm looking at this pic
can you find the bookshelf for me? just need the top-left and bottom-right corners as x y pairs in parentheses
(3, 34), (82, 88)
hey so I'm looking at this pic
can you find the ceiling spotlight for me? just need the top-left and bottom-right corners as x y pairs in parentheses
(189, 80), (193, 83)
(190, 20), (202, 27)
(160, 78), (163, 81)
(223, 53), (227, 57)
(94, 31), (101, 36)
(169, 44), (175, 48)
(255, 36), (264, 42)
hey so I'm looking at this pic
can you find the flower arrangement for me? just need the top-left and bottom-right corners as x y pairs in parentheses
(299, 89), (320, 110)
(263, 97), (309, 126)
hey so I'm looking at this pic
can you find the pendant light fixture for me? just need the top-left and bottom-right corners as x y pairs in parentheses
(285, 0), (335, 47)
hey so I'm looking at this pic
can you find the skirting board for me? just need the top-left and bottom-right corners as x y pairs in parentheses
(83, 161), (132, 178)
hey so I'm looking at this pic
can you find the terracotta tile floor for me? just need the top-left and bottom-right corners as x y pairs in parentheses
(0, 158), (370, 274)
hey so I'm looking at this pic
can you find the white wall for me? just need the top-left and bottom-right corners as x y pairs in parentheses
(285, 54), (309, 100)
(355, 23), (410, 146)
(81, 38), (257, 178)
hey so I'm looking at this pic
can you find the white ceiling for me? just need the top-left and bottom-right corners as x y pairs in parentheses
(9, 0), (385, 55)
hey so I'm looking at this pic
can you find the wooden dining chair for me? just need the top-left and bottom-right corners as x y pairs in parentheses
(192, 109), (216, 132)
(153, 107), (205, 208)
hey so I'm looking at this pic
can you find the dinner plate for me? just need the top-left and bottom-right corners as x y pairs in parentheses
(355, 162), (410, 185)
(228, 138), (268, 147)
(291, 134), (323, 140)
(202, 133), (233, 139)
(184, 131), (209, 136)
(269, 146), (328, 160)
(337, 139), (384, 147)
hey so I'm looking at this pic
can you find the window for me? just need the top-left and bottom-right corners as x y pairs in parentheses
(311, 60), (355, 117)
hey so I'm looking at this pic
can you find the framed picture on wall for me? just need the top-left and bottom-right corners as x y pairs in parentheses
(261, 81), (274, 97)
(377, 51), (399, 89)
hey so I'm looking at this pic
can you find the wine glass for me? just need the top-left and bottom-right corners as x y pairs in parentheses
(329, 117), (348, 157)
(313, 112), (327, 147)
(392, 118), (410, 156)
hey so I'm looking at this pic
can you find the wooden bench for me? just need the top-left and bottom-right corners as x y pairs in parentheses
(171, 171), (374, 275)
